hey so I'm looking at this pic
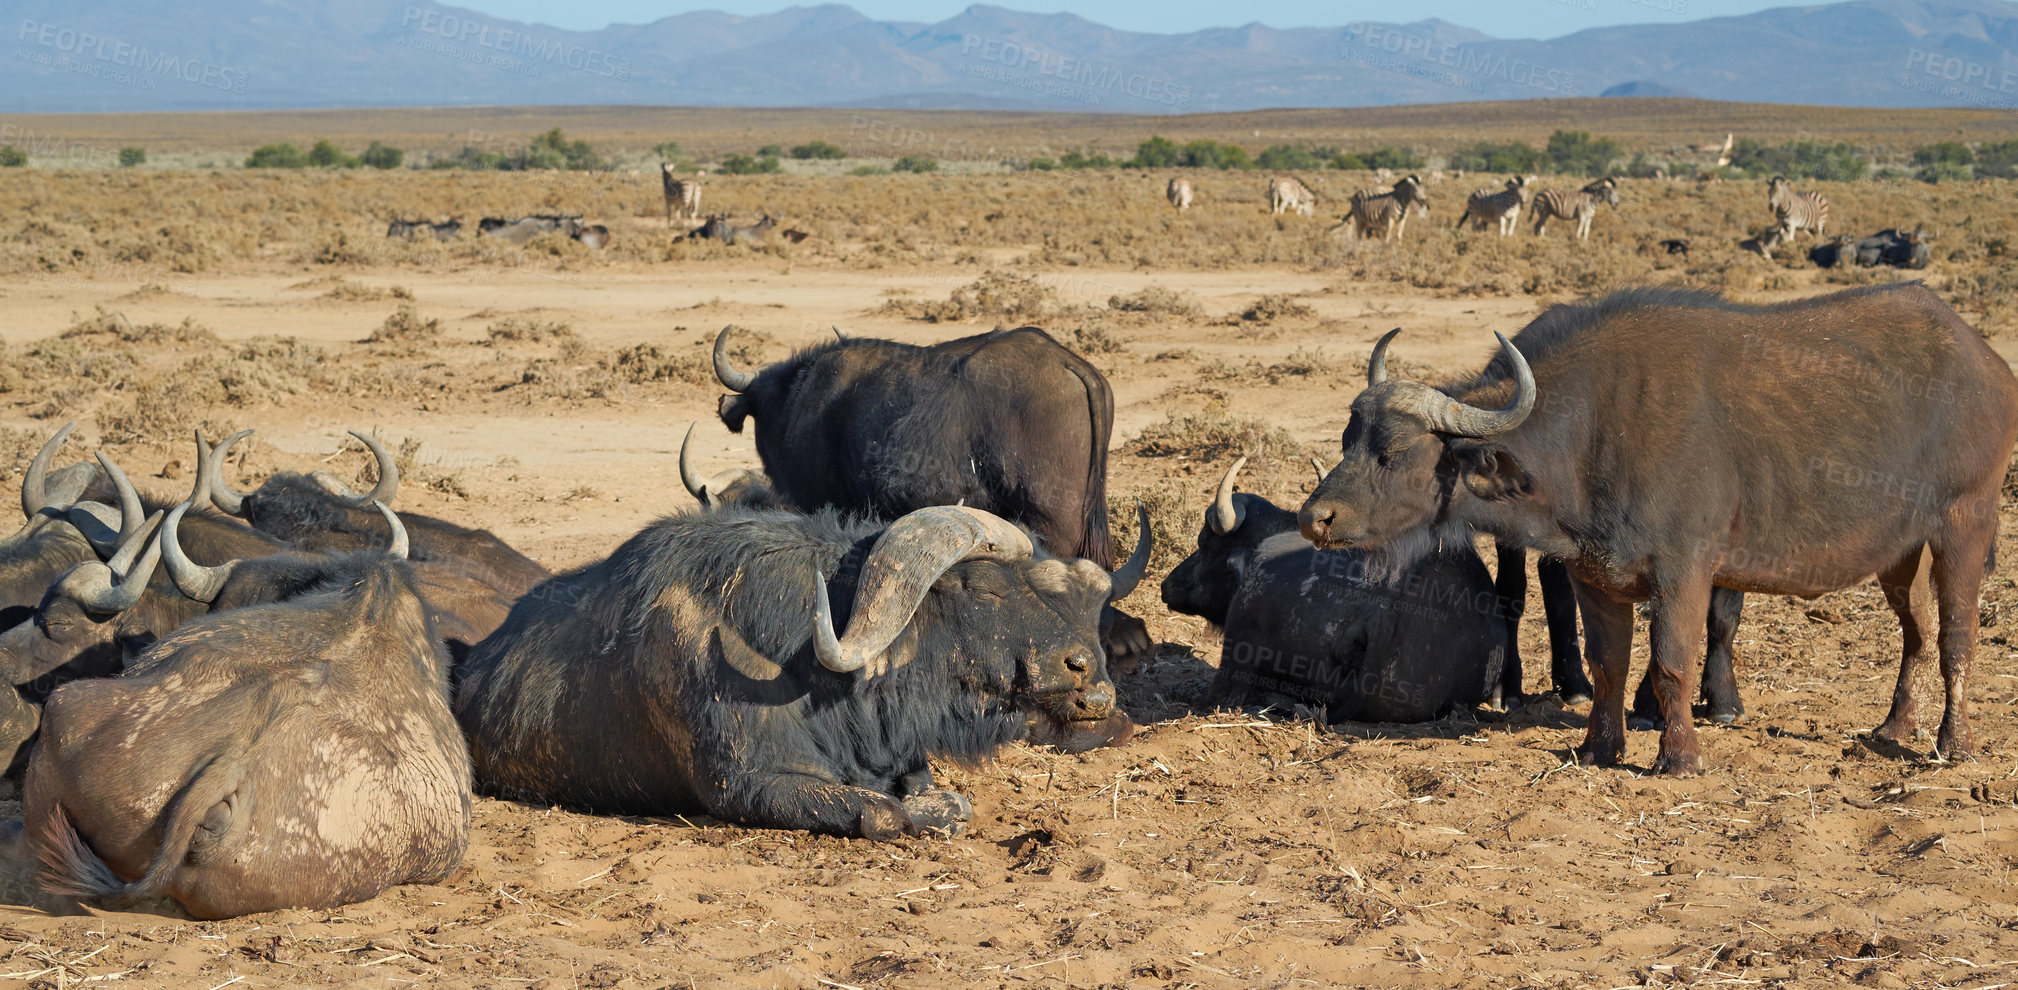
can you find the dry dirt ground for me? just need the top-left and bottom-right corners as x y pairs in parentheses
(0, 249), (2016, 989)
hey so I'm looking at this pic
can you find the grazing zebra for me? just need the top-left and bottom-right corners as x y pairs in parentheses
(1767, 176), (1828, 241)
(1334, 174), (1429, 241)
(662, 163), (702, 225)
(1531, 177), (1619, 240)
(1454, 176), (1531, 236)
(1268, 176), (1316, 217)
(1167, 176), (1194, 210)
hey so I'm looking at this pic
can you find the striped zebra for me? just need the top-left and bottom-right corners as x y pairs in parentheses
(1767, 176), (1828, 241)
(1268, 175), (1316, 217)
(1454, 176), (1530, 236)
(662, 163), (702, 225)
(1167, 176), (1194, 210)
(1334, 174), (1429, 241)
(1531, 177), (1619, 240)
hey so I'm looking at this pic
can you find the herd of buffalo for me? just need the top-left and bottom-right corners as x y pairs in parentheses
(0, 279), (2009, 919)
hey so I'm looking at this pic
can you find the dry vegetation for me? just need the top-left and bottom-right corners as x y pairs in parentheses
(2, 107), (2018, 987)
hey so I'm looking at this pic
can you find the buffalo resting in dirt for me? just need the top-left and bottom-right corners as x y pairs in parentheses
(1162, 458), (1508, 721)
(1300, 285), (2018, 775)
(709, 323), (1154, 670)
(27, 501), (471, 919)
(455, 504), (1140, 838)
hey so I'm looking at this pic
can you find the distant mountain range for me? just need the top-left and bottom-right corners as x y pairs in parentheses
(5, 0), (2018, 113)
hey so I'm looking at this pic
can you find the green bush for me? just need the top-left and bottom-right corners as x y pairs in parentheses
(847, 165), (888, 176)
(1361, 146), (1424, 171)
(1976, 139), (2018, 179)
(1180, 139), (1251, 170)
(892, 154), (938, 173)
(245, 143), (307, 168)
(1131, 135), (1181, 168)
(756, 144), (783, 157)
(306, 140), (359, 168)
(1256, 144), (1322, 171)
(1026, 157), (1057, 171)
(1918, 160), (1974, 184)
(652, 140), (683, 159)
(0, 146), (24, 167)
(360, 141), (403, 170)
(1729, 138), (1868, 181)
(1546, 130), (1621, 177)
(1060, 150), (1114, 169)
(530, 128), (601, 170)
(719, 153), (782, 174)
(117, 147), (146, 168)
(1447, 140), (1545, 174)
(789, 140), (846, 160)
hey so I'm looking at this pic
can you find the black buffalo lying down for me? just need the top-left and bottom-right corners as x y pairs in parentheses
(709, 324), (1154, 669)
(1162, 458), (1508, 721)
(27, 504), (471, 919)
(456, 504), (1134, 838)
(1301, 284), (2018, 775)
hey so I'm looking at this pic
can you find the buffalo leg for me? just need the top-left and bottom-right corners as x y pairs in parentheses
(1571, 581), (1634, 768)
(1492, 544), (1530, 702)
(1646, 578), (1712, 777)
(1630, 587), (1747, 728)
(714, 771), (925, 841)
(1538, 559), (1592, 702)
(1932, 522), (1993, 757)
(1873, 548), (1933, 746)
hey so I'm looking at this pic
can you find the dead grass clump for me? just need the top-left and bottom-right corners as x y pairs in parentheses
(203, 337), (326, 406)
(0, 338), (140, 399)
(97, 376), (224, 445)
(319, 280), (413, 302)
(1108, 286), (1199, 318)
(507, 359), (618, 402)
(61, 309), (219, 348)
(1064, 324), (1128, 356)
(366, 305), (443, 348)
(485, 318), (578, 345)
(1238, 294), (1316, 323)
(1200, 347), (1336, 386)
(883, 270), (1057, 323)
(605, 344), (709, 385)
(1108, 480), (1199, 579)
(1123, 409), (1301, 465)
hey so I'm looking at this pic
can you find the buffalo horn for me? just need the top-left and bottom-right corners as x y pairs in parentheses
(812, 505), (1033, 675)
(678, 422), (722, 510)
(374, 500), (408, 560)
(1107, 501), (1152, 601)
(336, 431), (399, 508)
(21, 421), (78, 519)
(1366, 328), (1403, 386)
(205, 429), (257, 515)
(1310, 457), (1329, 486)
(712, 325), (755, 392)
(70, 452), (147, 556)
(1210, 456), (1247, 535)
(162, 499), (235, 604)
(1367, 331), (1537, 439)
(68, 510), (164, 613)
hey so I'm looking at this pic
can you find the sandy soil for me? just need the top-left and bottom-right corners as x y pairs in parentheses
(0, 259), (2015, 989)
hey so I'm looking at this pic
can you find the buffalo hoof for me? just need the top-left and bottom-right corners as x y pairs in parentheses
(1650, 748), (1703, 777)
(1102, 611), (1152, 675)
(1936, 721), (1975, 761)
(859, 797), (914, 841)
(901, 789), (973, 837)
(1871, 717), (1917, 747)
(1709, 709), (1742, 725)
(1573, 740), (1624, 768)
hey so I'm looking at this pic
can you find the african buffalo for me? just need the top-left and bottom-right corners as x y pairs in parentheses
(455, 505), (1135, 837)
(1812, 230), (1933, 270)
(26, 503), (471, 919)
(206, 430), (550, 599)
(710, 324), (1153, 668)
(1300, 285), (2018, 774)
(1162, 458), (1508, 720)
(725, 214), (776, 245)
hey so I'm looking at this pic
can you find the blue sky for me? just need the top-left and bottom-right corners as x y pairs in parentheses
(454, 0), (1791, 39)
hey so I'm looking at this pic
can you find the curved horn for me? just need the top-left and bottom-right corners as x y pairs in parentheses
(832, 325), (846, 342)
(341, 431), (399, 508)
(69, 511), (163, 614)
(162, 499), (235, 604)
(206, 429), (256, 516)
(811, 505), (1034, 674)
(1210, 456), (1247, 536)
(712, 325), (755, 392)
(678, 422), (721, 510)
(95, 452), (146, 547)
(374, 500), (408, 559)
(1420, 332), (1535, 438)
(1366, 328), (1403, 387)
(1107, 500), (1152, 601)
(22, 422), (77, 518)
(1310, 456), (1329, 486)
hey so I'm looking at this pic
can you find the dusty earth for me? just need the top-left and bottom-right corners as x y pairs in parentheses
(0, 257), (2015, 990)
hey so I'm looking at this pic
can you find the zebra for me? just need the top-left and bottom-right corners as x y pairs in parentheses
(662, 163), (702, 225)
(1454, 176), (1531, 236)
(1167, 176), (1194, 210)
(1531, 177), (1619, 240)
(1767, 176), (1828, 241)
(1268, 175), (1316, 217)
(1334, 174), (1429, 241)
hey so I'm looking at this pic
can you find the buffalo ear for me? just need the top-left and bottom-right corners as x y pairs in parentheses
(1457, 445), (1532, 501)
(717, 394), (750, 433)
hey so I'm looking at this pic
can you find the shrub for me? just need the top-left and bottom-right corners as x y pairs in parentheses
(1361, 146), (1424, 171)
(307, 140), (359, 168)
(1328, 153), (1367, 170)
(1180, 139), (1251, 170)
(245, 143), (307, 168)
(117, 147), (146, 168)
(1975, 139), (2018, 179)
(1132, 135), (1181, 168)
(1914, 142), (1975, 167)
(893, 154), (938, 173)
(1919, 160), (1974, 184)
(1729, 138), (1868, 181)
(652, 140), (684, 159)
(720, 153), (782, 175)
(1256, 144), (1323, 171)
(756, 144), (783, 157)
(1546, 130), (1621, 177)
(1026, 157), (1056, 171)
(0, 146), (24, 167)
(1060, 150), (1114, 169)
(789, 140), (846, 160)
(360, 141), (403, 169)
(530, 127), (601, 171)
(1448, 140), (1544, 174)
(1108, 286), (1199, 317)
